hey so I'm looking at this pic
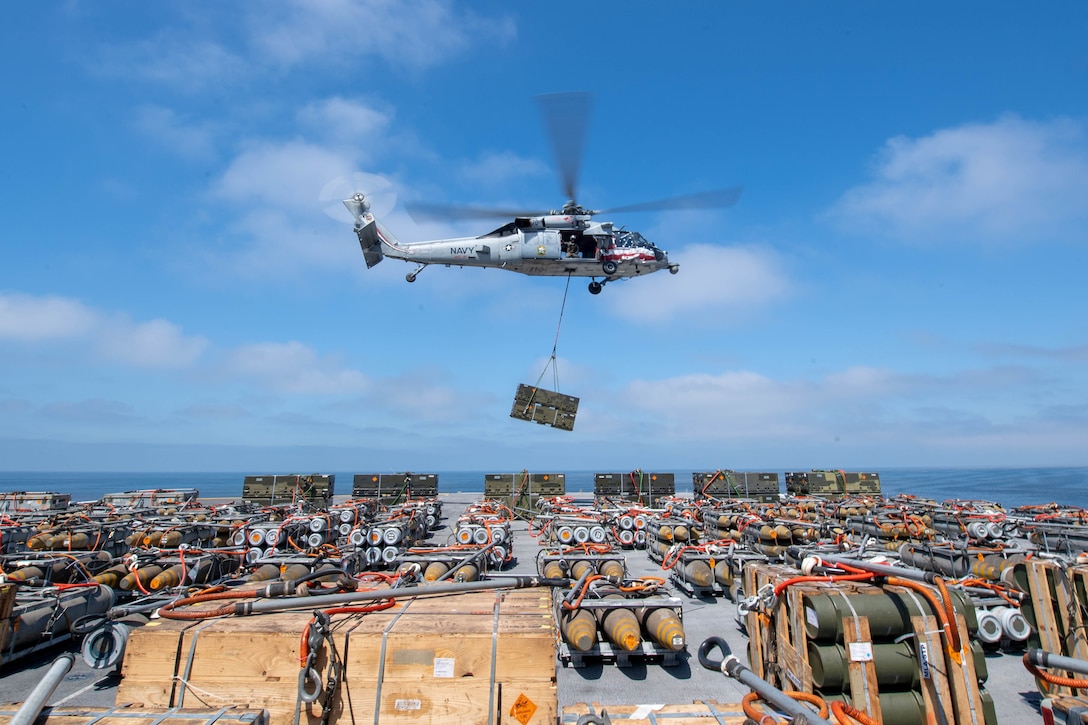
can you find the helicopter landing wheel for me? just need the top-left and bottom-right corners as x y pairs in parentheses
(588, 281), (603, 295)
(406, 264), (427, 283)
(601, 260), (619, 276)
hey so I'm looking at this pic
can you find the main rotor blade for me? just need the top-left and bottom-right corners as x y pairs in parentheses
(536, 92), (592, 202)
(599, 186), (744, 215)
(404, 201), (549, 221)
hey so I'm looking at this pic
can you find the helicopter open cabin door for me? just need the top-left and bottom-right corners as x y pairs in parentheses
(510, 384), (579, 431)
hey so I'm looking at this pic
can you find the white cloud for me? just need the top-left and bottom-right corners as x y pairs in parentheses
(91, 2), (515, 90)
(228, 341), (369, 395)
(606, 244), (790, 323)
(246, 0), (516, 72)
(830, 115), (1088, 243)
(97, 317), (208, 368)
(0, 292), (208, 369)
(297, 97), (392, 144)
(0, 293), (97, 340)
(214, 140), (356, 212)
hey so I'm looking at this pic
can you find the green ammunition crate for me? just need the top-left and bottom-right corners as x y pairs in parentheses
(352, 473), (438, 500)
(695, 471), (779, 499)
(785, 470), (880, 497)
(484, 472), (565, 496)
(242, 474), (333, 504)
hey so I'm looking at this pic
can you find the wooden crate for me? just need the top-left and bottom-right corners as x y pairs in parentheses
(0, 705), (269, 725)
(742, 563), (984, 725)
(1021, 559), (1088, 696)
(117, 587), (556, 725)
(560, 701), (747, 724)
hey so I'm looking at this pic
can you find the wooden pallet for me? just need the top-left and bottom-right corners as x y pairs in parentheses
(0, 705), (269, 725)
(560, 701), (747, 724)
(117, 587), (556, 725)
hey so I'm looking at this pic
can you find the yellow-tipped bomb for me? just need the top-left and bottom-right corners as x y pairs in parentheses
(541, 560), (565, 580)
(150, 564), (186, 591)
(62, 532), (91, 549)
(597, 603), (641, 651)
(641, 608), (685, 651)
(27, 533), (54, 550)
(93, 563), (130, 587)
(672, 525), (689, 542)
(713, 560), (734, 587)
(424, 561), (450, 581)
(244, 563), (282, 582)
(560, 608), (598, 652)
(570, 560), (594, 580)
(119, 565), (163, 591)
(598, 559), (625, 580)
(158, 531), (183, 548)
(454, 563), (479, 582)
(280, 563), (310, 581)
(6, 566), (45, 582)
(683, 560), (713, 587)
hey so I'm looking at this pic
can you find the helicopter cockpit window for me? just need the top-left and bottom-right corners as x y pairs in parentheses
(482, 221), (519, 237)
(616, 230), (651, 248)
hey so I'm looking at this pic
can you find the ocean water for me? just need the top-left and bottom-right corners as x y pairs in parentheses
(0, 467), (1085, 510)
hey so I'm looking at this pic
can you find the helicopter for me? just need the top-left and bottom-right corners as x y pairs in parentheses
(341, 93), (742, 295)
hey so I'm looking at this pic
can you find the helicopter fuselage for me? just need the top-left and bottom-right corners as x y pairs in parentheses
(345, 195), (680, 293)
(377, 215), (676, 279)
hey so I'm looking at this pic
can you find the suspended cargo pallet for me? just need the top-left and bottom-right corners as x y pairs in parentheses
(0, 705), (270, 725)
(510, 384), (578, 431)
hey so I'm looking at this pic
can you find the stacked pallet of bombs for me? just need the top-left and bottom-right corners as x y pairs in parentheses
(699, 505), (763, 542)
(660, 541), (743, 598)
(1011, 503), (1088, 556)
(605, 506), (650, 548)
(23, 520), (134, 558)
(840, 513), (938, 550)
(540, 515), (611, 548)
(354, 507), (430, 569)
(738, 518), (822, 558)
(644, 516), (702, 563)
(538, 551), (627, 583)
(583, 500), (654, 549)
(450, 511), (515, 570)
(545, 555), (686, 667)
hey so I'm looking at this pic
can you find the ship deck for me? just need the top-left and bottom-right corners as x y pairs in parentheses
(0, 492), (1047, 724)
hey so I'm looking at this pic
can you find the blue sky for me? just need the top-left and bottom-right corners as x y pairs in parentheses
(1, 2), (1086, 472)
